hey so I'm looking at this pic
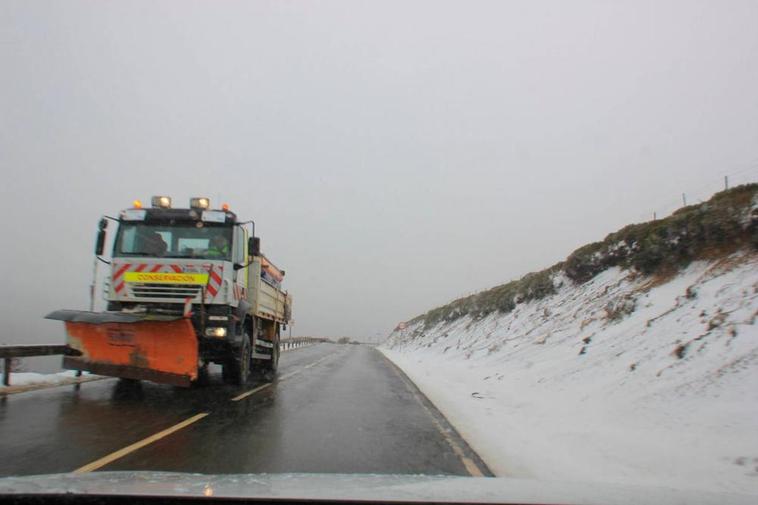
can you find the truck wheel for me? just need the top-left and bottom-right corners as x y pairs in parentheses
(262, 332), (280, 374)
(223, 331), (251, 386)
(271, 336), (280, 371)
(193, 363), (210, 387)
(221, 361), (232, 384)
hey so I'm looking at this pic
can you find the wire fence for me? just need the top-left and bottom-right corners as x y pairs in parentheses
(632, 162), (758, 223)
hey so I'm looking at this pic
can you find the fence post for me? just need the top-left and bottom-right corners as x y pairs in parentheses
(3, 358), (11, 386)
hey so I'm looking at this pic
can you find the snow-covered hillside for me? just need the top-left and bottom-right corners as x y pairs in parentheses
(383, 251), (758, 493)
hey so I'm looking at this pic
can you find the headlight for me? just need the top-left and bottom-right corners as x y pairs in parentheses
(205, 327), (227, 338)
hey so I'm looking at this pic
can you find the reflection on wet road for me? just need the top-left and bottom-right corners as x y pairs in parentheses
(0, 344), (490, 477)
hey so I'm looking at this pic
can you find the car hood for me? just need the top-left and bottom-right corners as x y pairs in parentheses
(0, 472), (754, 505)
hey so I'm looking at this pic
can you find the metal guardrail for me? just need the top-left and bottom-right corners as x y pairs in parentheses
(1, 338), (330, 386)
(280, 337), (329, 350)
(0, 345), (81, 387)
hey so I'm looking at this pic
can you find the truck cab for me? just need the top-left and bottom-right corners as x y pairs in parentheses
(48, 196), (291, 387)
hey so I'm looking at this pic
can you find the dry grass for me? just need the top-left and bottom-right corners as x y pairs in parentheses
(415, 184), (758, 328)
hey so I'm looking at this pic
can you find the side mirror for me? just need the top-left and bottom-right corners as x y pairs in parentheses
(249, 236), (261, 256)
(95, 229), (106, 256)
(236, 236), (261, 270)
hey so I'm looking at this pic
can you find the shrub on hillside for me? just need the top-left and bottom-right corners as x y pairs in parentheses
(417, 184), (758, 328)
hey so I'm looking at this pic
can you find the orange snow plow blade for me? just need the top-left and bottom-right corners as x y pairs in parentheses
(46, 311), (198, 387)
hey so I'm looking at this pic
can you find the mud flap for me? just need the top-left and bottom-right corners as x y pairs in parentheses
(47, 311), (198, 387)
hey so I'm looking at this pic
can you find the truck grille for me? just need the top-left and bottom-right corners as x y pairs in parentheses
(129, 283), (203, 300)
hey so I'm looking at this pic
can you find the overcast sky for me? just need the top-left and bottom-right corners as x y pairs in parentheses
(1, 0), (757, 346)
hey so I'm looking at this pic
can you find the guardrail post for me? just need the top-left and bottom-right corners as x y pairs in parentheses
(3, 358), (11, 386)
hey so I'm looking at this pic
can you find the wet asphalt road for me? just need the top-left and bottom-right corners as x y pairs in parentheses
(0, 344), (490, 477)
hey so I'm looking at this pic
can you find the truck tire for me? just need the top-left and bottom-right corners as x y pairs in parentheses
(193, 363), (210, 387)
(261, 328), (280, 374)
(268, 337), (280, 372)
(223, 330), (251, 386)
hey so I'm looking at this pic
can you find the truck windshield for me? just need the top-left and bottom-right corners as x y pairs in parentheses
(114, 223), (233, 260)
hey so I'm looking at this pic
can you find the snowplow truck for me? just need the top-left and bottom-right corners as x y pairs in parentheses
(46, 196), (292, 387)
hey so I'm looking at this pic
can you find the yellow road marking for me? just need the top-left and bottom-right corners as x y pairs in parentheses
(232, 355), (332, 402)
(231, 354), (335, 401)
(415, 392), (485, 477)
(73, 412), (209, 473)
(381, 354), (487, 477)
(302, 355), (332, 370)
(74, 350), (341, 473)
(231, 383), (272, 402)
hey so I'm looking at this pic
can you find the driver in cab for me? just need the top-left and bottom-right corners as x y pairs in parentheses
(207, 234), (230, 258)
(142, 231), (168, 256)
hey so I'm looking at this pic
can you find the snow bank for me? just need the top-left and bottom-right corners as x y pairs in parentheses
(0, 370), (86, 388)
(382, 252), (758, 494)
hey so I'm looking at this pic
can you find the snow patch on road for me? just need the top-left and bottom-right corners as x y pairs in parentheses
(0, 370), (86, 388)
(382, 252), (758, 494)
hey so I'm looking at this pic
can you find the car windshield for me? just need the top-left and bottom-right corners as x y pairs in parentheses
(1, 1), (758, 504)
(114, 223), (233, 260)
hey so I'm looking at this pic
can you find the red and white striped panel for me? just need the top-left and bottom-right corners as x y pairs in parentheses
(204, 264), (224, 302)
(112, 262), (180, 294)
(111, 262), (215, 296)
